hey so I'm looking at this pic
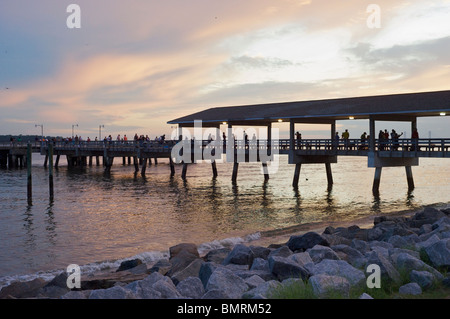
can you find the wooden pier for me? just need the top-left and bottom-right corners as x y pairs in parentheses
(1, 90), (449, 196)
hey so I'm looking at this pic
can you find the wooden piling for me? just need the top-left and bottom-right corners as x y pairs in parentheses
(169, 157), (175, 177)
(133, 156), (139, 172)
(27, 143), (32, 201)
(325, 163), (333, 186)
(372, 167), (382, 194)
(48, 144), (54, 200)
(232, 162), (239, 183)
(211, 161), (218, 178)
(55, 155), (60, 168)
(293, 163), (301, 187)
(405, 166), (415, 190)
(182, 162), (188, 180)
(262, 162), (269, 181)
(141, 158), (148, 176)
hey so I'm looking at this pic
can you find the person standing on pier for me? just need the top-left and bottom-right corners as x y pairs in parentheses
(342, 129), (350, 149)
(411, 129), (419, 151)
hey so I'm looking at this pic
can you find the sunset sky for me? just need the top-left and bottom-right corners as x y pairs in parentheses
(1, 0), (449, 139)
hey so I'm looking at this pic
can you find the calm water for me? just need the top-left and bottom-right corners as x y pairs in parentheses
(1, 154), (450, 287)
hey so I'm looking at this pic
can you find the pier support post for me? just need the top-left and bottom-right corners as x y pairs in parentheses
(232, 162), (239, 183)
(48, 144), (54, 201)
(44, 154), (48, 168)
(55, 155), (60, 168)
(293, 163), (301, 187)
(133, 156), (139, 172)
(405, 166), (415, 190)
(182, 162), (188, 180)
(27, 143), (32, 202)
(325, 163), (333, 187)
(262, 162), (269, 182)
(141, 158), (148, 176)
(372, 167), (382, 194)
(211, 161), (218, 178)
(169, 157), (175, 177)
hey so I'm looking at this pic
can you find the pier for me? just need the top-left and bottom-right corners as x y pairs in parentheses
(1, 90), (449, 195)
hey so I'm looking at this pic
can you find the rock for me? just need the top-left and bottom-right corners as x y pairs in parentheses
(127, 263), (148, 275)
(125, 279), (161, 299)
(222, 244), (254, 266)
(394, 252), (443, 280)
(307, 245), (340, 263)
(244, 275), (266, 290)
(149, 259), (172, 275)
(415, 234), (440, 251)
(89, 286), (137, 299)
(170, 258), (204, 285)
(398, 282), (422, 296)
(249, 246), (271, 260)
(116, 259), (143, 272)
(152, 277), (182, 298)
(242, 280), (281, 299)
(321, 234), (352, 246)
(388, 235), (410, 249)
(410, 270), (435, 290)
(267, 246), (292, 258)
(201, 289), (229, 299)
(0, 278), (47, 299)
(60, 290), (89, 299)
(45, 272), (69, 289)
(203, 248), (231, 264)
(366, 249), (401, 284)
(199, 262), (221, 289)
(205, 267), (248, 299)
(169, 243), (199, 259)
(310, 259), (366, 287)
(176, 277), (205, 299)
(287, 232), (329, 252)
(351, 239), (371, 254)
(250, 258), (270, 272)
(424, 238), (450, 268)
(413, 207), (446, 222)
(309, 275), (350, 298)
(359, 293), (374, 299)
(232, 269), (276, 282)
(167, 250), (201, 277)
(331, 244), (367, 268)
(268, 255), (310, 281)
(289, 252), (314, 269)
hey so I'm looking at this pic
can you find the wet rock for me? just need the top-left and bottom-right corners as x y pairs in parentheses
(307, 245), (340, 263)
(0, 278), (47, 299)
(116, 259), (143, 272)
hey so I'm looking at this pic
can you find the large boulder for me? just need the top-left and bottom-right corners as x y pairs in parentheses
(205, 267), (248, 299)
(307, 245), (340, 263)
(310, 259), (366, 287)
(169, 243), (199, 259)
(366, 249), (401, 284)
(176, 277), (205, 299)
(0, 278), (47, 299)
(287, 232), (329, 252)
(222, 244), (254, 266)
(268, 255), (310, 281)
(424, 238), (450, 269)
(393, 253), (443, 280)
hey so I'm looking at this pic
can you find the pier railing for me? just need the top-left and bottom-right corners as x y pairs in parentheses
(2, 138), (450, 157)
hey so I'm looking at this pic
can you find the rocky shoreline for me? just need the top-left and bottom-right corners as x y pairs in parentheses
(1, 206), (449, 299)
